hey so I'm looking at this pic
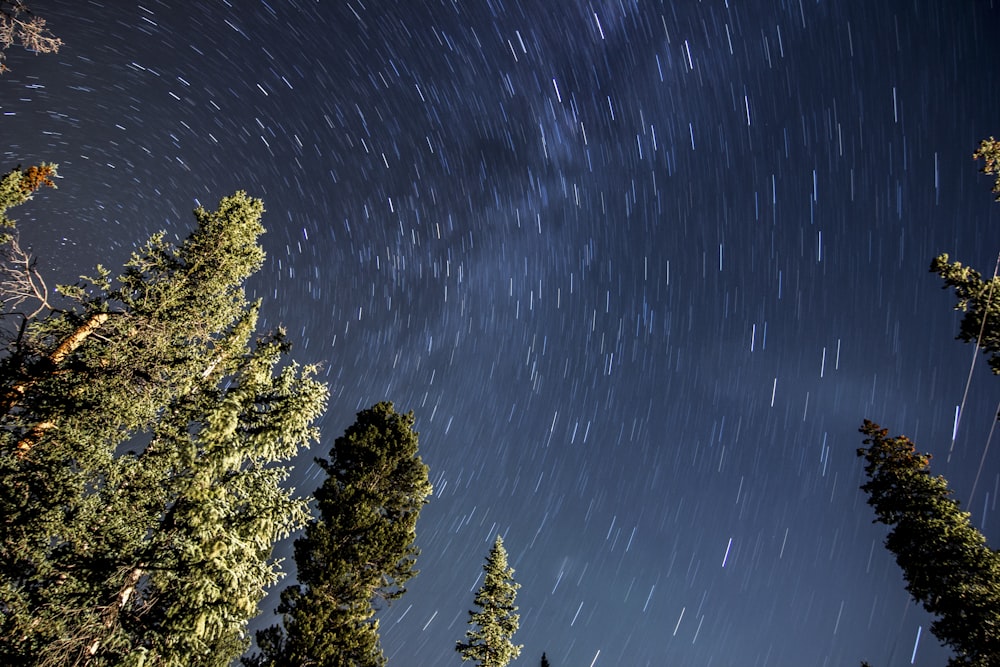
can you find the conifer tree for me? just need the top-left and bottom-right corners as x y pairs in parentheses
(857, 421), (1000, 666)
(541, 652), (551, 667)
(857, 137), (1000, 667)
(929, 136), (1000, 373)
(250, 401), (432, 667)
(0, 167), (328, 666)
(456, 535), (523, 667)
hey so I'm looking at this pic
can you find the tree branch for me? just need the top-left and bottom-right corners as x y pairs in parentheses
(0, 233), (52, 319)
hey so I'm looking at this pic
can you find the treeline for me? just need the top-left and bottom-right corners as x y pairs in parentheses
(3, 5), (1000, 654)
(0, 167), (525, 667)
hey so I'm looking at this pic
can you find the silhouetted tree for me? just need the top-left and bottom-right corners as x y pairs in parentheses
(249, 402), (432, 667)
(541, 652), (551, 667)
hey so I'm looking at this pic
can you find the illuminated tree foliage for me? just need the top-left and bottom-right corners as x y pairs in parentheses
(931, 252), (1000, 374)
(0, 164), (57, 317)
(857, 421), (1000, 667)
(856, 138), (1000, 667)
(456, 535), (522, 667)
(925, 137), (1000, 375)
(973, 136), (1000, 201)
(0, 171), (328, 666)
(249, 401), (431, 667)
(0, 1), (62, 72)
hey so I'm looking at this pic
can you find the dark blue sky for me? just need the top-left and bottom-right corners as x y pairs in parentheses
(4, 1), (1000, 665)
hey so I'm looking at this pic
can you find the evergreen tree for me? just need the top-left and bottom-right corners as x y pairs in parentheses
(857, 138), (1000, 667)
(250, 401), (432, 667)
(930, 252), (1000, 374)
(857, 421), (1000, 666)
(929, 135), (1000, 374)
(456, 535), (522, 667)
(973, 136), (1000, 201)
(540, 652), (551, 667)
(0, 168), (328, 666)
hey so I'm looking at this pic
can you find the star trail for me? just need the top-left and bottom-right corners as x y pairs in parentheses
(4, 1), (1000, 665)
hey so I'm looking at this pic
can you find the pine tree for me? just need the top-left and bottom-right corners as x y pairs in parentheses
(249, 401), (432, 667)
(541, 652), (551, 667)
(857, 421), (1000, 666)
(973, 136), (1000, 201)
(928, 136), (1000, 372)
(857, 138), (1000, 667)
(930, 250), (1000, 376)
(0, 168), (328, 666)
(456, 535), (523, 667)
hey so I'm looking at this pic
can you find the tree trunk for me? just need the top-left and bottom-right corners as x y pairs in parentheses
(49, 312), (109, 367)
(5, 312), (109, 457)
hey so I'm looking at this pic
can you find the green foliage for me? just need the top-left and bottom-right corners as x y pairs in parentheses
(249, 401), (432, 667)
(456, 535), (523, 667)
(0, 187), (328, 666)
(973, 137), (1000, 201)
(0, 163), (56, 240)
(930, 138), (1000, 374)
(857, 421), (1000, 667)
(858, 139), (1000, 667)
(931, 253), (1000, 374)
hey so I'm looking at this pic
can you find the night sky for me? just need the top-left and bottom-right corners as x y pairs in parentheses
(4, 1), (1000, 665)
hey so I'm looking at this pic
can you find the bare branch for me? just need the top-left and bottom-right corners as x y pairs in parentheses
(0, 233), (52, 319)
(0, 1), (62, 73)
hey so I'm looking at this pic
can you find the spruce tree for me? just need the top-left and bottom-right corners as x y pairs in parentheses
(541, 652), (551, 667)
(929, 136), (1000, 373)
(456, 535), (523, 667)
(250, 401), (432, 667)
(856, 137), (1000, 667)
(0, 167), (328, 666)
(857, 421), (1000, 666)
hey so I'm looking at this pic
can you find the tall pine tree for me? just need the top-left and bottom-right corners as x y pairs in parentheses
(456, 535), (522, 667)
(857, 421), (1000, 666)
(855, 138), (1000, 667)
(250, 401), (432, 667)
(0, 167), (328, 666)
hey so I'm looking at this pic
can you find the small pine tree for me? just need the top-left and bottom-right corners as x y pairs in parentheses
(457, 535), (523, 667)
(541, 652), (551, 667)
